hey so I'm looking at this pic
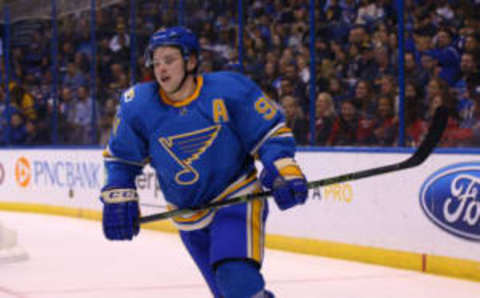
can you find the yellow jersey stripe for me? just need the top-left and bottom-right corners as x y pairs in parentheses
(171, 171), (257, 224)
(160, 76), (204, 107)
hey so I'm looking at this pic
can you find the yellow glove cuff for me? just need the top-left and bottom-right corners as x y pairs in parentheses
(273, 158), (304, 180)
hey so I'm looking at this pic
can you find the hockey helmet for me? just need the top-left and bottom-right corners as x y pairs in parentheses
(145, 26), (200, 67)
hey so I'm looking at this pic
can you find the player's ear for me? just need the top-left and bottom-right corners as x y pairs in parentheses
(186, 54), (198, 72)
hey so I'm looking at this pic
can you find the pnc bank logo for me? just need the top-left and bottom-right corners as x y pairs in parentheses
(15, 157), (32, 187)
(13, 156), (100, 190)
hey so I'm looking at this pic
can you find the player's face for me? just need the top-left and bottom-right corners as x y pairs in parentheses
(152, 46), (186, 94)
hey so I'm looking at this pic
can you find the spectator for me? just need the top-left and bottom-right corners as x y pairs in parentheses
(351, 79), (376, 117)
(357, 44), (378, 82)
(378, 74), (397, 100)
(425, 77), (473, 147)
(355, 0), (385, 26)
(327, 76), (349, 108)
(404, 51), (429, 89)
(57, 86), (77, 144)
(454, 53), (480, 99)
(72, 85), (99, 144)
(463, 34), (480, 60)
(1, 112), (27, 145)
(260, 60), (279, 90)
(348, 25), (369, 49)
(109, 22), (130, 53)
(327, 99), (375, 146)
(10, 83), (37, 122)
(279, 94), (309, 145)
(417, 28), (461, 85)
(369, 45), (395, 85)
(296, 54), (310, 84)
(24, 120), (49, 145)
(62, 62), (88, 89)
(58, 41), (76, 72)
(97, 37), (116, 83)
(405, 83), (429, 147)
(372, 96), (398, 146)
(314, 92), (336, 145)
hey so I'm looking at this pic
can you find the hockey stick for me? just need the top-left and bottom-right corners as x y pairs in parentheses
(139, 106), (448, 225)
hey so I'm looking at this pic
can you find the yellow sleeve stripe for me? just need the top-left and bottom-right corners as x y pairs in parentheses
(271, 126), (292, 136)
(102, 148), (112, 158)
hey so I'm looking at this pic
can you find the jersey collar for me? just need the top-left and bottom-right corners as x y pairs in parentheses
(160, 75), (203, 107)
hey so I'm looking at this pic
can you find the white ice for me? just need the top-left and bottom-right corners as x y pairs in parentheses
(0, 211), (479, 298)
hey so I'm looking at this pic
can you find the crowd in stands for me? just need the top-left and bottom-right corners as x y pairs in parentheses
(1, 0), (480, 147)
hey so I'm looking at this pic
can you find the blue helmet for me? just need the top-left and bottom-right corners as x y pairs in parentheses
(145, 26), (200, 67)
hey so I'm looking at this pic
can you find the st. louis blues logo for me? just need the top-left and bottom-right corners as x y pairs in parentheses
(159, 125), (221, 185)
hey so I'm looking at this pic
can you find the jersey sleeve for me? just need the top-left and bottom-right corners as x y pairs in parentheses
(102, 87), (149, 189)
(224, 72), (297, 167)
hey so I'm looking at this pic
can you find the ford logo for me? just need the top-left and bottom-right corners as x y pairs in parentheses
(420, 162), (480, 241)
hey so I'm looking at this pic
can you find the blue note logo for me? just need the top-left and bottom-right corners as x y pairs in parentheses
(159, 125), (221, 185)
(419, 162), (480, 241)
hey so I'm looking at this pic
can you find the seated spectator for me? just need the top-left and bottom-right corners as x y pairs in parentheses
(314, 92), (336, 145)
(279, 94), (309, 145)
(62, 62), (88, 89)
(372, 96), (398, 146)
(296, 54), (310, 84)
(351, 79), (376, 117)
(405, 87), (429, 147)
(9, 82), (37, 121)
(453, 53), (480, 102)
(327, 76), (349, 109)
(425, 78), (473, 147)
(109, 22), (130, 53)
(24, 120), (49, 145)
(417, 28), (461, 86)
(355, 0), (385, 27)
(72, 85), (99, 144)
(424, 77), (452, 120)
(370, 45), (395, 84)
(327, 99), (375, 146)
(57, 86), (78, 144)
(260, 60), (279, 90)
(463, 34), (480, 60)
(377, 74), (397, 101)
(404, 51), (429, 89)
(1, 112), (27, 145)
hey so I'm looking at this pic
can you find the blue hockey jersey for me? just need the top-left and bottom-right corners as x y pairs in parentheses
(103, 71), (295, 229)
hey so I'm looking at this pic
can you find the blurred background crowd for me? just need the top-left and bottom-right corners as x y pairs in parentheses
(1, 0), (480, 147)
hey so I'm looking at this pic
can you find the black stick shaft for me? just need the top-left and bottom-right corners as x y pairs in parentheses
(139, 106), (448, 225)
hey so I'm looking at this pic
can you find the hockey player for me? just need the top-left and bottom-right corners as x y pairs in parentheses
(100, 26), (308, 298)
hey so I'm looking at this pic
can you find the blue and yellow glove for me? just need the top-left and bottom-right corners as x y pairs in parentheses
(100, 188), (140, 240)
(260, 158), (308, 210)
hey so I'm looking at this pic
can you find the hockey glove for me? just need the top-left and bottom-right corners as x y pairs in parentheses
(260, 158), (308, 211)
(100, 188), (140, 240)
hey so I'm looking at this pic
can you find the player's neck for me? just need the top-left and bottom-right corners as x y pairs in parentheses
(168, 75), (196, 102)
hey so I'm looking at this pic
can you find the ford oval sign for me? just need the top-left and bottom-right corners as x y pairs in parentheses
(420, 162), (480, 241)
